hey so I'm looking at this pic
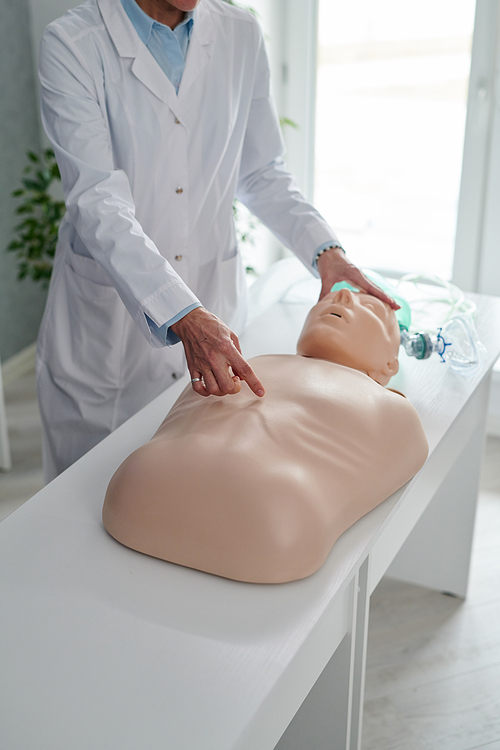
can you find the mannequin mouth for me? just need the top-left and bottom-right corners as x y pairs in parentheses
(322, 306), (345, 320)
(320, 303), (350, 322)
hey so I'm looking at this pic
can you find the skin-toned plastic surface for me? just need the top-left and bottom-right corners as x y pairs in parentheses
(297, 288), (401, 385)
(102, 291), (428, 583)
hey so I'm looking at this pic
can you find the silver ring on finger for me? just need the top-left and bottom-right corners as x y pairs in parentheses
(191, 377), (203, 383)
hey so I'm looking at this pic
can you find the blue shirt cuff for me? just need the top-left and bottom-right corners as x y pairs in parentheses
(146, 302), (203, 346)
(312, 241), (345, 271)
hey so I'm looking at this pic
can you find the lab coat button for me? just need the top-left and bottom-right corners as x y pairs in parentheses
(175, 255), (183, 261)
(175, 187), (183, 194)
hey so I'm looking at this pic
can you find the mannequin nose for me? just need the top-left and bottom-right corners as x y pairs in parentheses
(333, 288), (354, 306)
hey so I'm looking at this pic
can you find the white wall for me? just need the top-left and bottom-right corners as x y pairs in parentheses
(30, 0), (76, 57)
(0, 0), (48, 362)
(247, 0), (321, 262)
(237, 0), (288, 271)
(281, 0), (318, 201)
(29, 0), (76, 143)
(247, 0), (286, 109)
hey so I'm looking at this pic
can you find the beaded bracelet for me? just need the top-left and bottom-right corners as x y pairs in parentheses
(316, 243), (345, 261)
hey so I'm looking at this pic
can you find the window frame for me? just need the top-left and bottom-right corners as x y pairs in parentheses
(283, 0), (500, 294)
(453, 0), (500, 295)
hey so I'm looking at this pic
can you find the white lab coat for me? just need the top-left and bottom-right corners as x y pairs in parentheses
(36, 0), (338, 480)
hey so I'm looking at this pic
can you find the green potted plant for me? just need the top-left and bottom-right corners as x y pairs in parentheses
(7, 149), (65, 289)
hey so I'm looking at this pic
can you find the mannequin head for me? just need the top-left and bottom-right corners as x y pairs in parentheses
(296, 288), (400, 385)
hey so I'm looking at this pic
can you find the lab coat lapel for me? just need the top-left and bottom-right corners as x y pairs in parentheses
(177, 3), (215, 105)
(97, 0), (180, 113)
(131, 50), (179, 111)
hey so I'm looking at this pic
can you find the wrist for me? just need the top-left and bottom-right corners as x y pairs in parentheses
(316, 243), (344, 266)
(169, 305), (203, 336)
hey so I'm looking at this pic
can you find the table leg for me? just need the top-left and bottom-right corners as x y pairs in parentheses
(274, 561), (371, 750)
(347, 560), (370, 750)
(274, 633), (352, 749)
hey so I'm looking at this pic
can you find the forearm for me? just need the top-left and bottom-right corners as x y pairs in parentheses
(237, 157), (340, 269)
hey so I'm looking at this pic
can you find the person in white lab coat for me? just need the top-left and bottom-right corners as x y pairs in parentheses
(36, 0), (398, 482)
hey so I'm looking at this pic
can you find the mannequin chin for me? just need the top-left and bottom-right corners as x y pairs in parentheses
(103, 291), (428, 584)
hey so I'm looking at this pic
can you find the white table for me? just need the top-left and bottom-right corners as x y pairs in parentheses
(1, 291), (499, 750)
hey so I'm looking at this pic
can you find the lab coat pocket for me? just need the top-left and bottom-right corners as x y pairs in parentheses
(51, 251), (127, 391)
(218, 248), (248, 336)
(67, 250), (114, 287)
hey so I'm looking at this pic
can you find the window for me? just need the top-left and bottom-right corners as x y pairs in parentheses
(314, 0), (476, 279)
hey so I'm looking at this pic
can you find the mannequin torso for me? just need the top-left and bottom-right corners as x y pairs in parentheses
(103, 353), (428, 583)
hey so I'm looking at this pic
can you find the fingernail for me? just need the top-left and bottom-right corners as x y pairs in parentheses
(257, 389), (265, 397)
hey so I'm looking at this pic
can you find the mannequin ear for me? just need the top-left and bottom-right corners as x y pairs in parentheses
(367, 357), (399, 386)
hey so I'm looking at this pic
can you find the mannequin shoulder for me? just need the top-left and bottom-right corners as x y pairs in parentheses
(246, 354), (392, 404)
(374, 386), (429, 467)
(248, 354), (428, 450)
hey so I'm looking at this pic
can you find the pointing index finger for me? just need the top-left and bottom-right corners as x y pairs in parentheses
(232, 353), (265, 397)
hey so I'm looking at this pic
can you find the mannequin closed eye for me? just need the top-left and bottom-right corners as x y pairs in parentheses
(329, 312), (341, 318)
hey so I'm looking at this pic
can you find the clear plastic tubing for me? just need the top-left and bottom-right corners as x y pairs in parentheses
(400, 316), (483, 375)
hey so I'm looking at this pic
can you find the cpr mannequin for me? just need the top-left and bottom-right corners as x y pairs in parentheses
(103, 289), (428, 583)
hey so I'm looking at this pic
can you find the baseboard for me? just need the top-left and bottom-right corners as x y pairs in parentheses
(1, 343), (37, 387)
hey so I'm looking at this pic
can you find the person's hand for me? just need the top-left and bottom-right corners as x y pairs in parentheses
(170, 307), (265, 398)
(317, 246), (400, 310)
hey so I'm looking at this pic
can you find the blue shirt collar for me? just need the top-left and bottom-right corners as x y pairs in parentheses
(121, 0), (195, 45)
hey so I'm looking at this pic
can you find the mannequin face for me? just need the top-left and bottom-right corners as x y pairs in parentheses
(296, 289), (400, 385)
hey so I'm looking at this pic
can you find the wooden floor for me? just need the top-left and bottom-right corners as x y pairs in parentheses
(363, 433), (500, 750)
(1, 371), (499, 750)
